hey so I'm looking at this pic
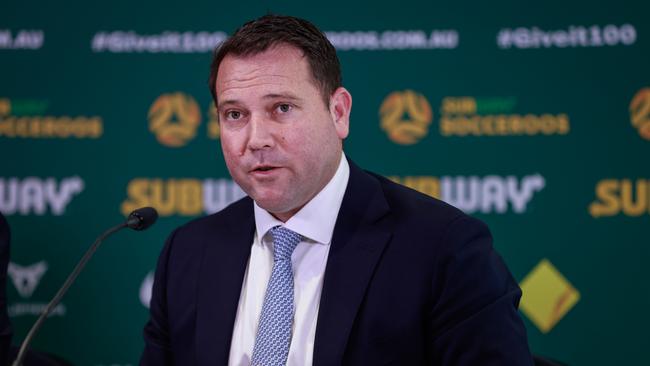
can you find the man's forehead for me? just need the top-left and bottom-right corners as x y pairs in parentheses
(220, 44), (307, 74)
(233, 42), (306, 61)
(215, 44), (319, 102)
(216, 73), (301, 102)
(218, 47), (304, 80)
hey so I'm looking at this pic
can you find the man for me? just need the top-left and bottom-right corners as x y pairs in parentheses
(141, 15), (533, 366)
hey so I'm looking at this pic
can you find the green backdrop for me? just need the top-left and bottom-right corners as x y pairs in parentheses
(2, 1), (648, 365)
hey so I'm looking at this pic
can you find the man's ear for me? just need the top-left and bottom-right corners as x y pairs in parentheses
(329, 87), (352, 139)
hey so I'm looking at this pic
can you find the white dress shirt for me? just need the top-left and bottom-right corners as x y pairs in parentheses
(228, 153), (350, 366)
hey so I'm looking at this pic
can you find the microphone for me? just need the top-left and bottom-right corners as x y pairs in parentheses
(11, 207), (159, 366)
(127, 206), (158, 231)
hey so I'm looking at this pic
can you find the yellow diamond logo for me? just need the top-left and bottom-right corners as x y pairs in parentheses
(519, 259), (580, 334)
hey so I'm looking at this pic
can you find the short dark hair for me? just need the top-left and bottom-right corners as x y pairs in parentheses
(208, 14), (341, 105)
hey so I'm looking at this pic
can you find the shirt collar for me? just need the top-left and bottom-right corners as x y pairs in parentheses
(254, 152), (350, 245)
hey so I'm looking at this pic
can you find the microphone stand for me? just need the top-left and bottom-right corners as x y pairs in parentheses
(11, 222), (128, 366)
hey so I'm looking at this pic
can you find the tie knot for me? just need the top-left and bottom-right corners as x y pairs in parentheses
(270, 226), (301, 261)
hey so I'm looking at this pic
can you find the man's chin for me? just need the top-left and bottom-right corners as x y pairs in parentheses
(255, 200), (289, 213)
(253, 196), (302, 221)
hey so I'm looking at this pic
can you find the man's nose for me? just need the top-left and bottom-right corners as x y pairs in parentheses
(247, 113), (275, 151)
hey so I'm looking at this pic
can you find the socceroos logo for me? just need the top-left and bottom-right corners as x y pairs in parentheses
(148, 93), (220, 147)
(439, 97), (569, 137)
(148, 92), (201, 147)
(0, 98), (103, 139)
(379, 90), (433, 145)
(379, 92), (569, 144)
(630, 88), (650, 140)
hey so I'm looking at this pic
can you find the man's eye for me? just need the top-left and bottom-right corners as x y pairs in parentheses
(226, 111), (241, 119)
(277, 104), (292, 113)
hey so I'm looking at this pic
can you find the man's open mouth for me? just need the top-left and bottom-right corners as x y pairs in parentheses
(252, 165), (279, 173)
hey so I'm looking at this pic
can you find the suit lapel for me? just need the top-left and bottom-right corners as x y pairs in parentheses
(195, 198), (255, 366)
(313, 161), (392, 366)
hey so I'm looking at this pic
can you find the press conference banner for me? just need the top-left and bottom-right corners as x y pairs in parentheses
(1, 1), (648, 365)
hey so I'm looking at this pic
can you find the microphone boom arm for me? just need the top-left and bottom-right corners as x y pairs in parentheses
(12, 206), (158, 366)
(12, 222), (128, 366)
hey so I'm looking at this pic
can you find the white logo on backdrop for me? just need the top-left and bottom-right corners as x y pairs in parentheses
(91, 31), (227, 53)
(8, 261), (48, 298)
(0, 30), (44, 50)
(140, 271), (154, 309)
(7, 260), (67, 317)
(0, 176), (85, 216)
(440, 174), (546, 214)
(326, 30), (458, 50)
(497, 24), (636, 49)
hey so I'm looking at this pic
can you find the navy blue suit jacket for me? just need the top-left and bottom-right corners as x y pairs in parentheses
(141, 160), (533, 365)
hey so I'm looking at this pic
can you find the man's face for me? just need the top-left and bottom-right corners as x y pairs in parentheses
(215, 44), (351, 221)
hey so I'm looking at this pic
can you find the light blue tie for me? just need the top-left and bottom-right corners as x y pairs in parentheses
(251, 226), (302, 366)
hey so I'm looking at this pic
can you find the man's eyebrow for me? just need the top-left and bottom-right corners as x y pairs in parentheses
(217, 99), (241, 110)
(262, 93), (302, 101)
(217, 93), (303, 110)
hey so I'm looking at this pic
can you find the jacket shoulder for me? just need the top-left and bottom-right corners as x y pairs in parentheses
(368, 171), (470, 225)
(172, 196), (253, 237)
